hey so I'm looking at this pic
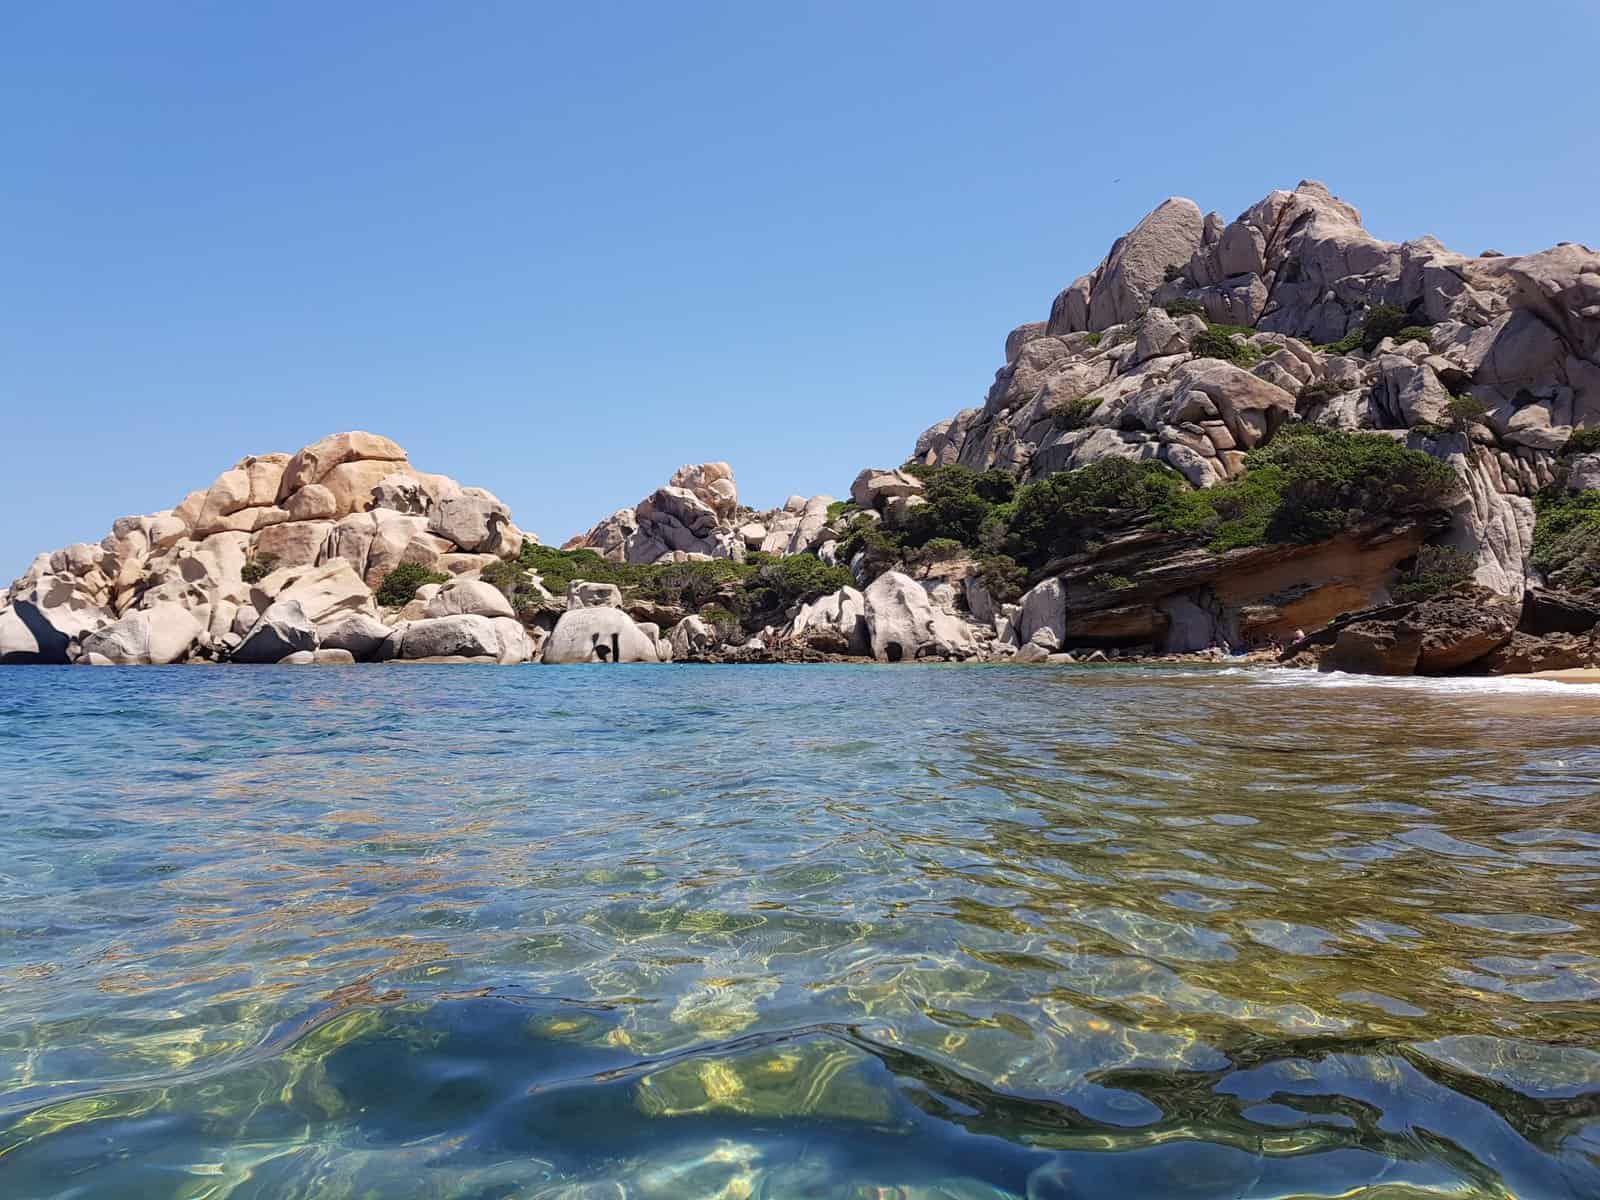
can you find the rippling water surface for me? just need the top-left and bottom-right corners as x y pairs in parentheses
(1, 663), (1597, 1199)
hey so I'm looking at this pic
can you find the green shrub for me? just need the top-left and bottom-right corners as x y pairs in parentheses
(639, 560), (753, 610)
(1007, 459), (1188, 566)
(1049, 394), (1102, 431)
(1561, 428), (1600, 457)
(1392, 545), (1476, 602)
(825, 499), (856, 523)
(895, 464), (1014, 549)
(1083, 333), (1101, 347)
(975, 554), (1027, 605)
(1154, 465), (1288, 552)
(1358, 304), (1415, 351)
(1150, 425), (1459, 552)
(699, 605), (740, 638)
(1445, 394), (1487, 433)
(240, 553), (278, 585)
(1161, 297), (1205, 317)
(910, 537), (967, 564)
(376, 561), (451, 607)
(747, 555), (855, 610)
(1191, 326), (1263, 366)
(1245, 422), (1460, 542)
(1297, 378), (1346, 406)
(1316, 304), (1430, 356)
(1531, 488), (1600, 589)
(1317, 327), (1363, 355)
(1091, 572), (1135, 591)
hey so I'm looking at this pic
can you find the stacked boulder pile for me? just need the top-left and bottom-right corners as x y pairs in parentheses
(0, 431), (541, 665)
(910, 181), (1597, 604)
(565, 462), (837, 564)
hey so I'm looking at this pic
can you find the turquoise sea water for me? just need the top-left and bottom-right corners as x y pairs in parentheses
(0, 663), (1597, 1199)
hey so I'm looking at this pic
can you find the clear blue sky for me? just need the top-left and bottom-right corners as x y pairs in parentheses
(3, 1), (1597, 580)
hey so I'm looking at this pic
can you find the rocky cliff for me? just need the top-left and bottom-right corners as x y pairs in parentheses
(5, 179), (1598, 672)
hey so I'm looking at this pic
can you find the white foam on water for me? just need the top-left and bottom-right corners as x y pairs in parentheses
(1244, 667), (1600, 697)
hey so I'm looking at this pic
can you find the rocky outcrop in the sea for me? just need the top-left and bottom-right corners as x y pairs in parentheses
(0, 432), (541, 665)
(1285, 587), (1597, 676)
(564, 463), (838, 565)
(908, 181), (1596, 610)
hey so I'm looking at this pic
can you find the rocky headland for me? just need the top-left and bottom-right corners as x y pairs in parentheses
(4, 180), (1599, 673)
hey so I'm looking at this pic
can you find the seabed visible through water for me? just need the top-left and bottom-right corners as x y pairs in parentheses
(0, 663), (1596, 1198)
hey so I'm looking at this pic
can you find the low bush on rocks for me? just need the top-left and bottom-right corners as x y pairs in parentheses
(1091, 572), (1135, 591)
(1049, 394), (1102, 430)
(376, 561), (450, 607)
(1008, 459), (1189, 565)
(1153, 425), (1459, 551)
(1160, 297), (1205, 317)
(1191, 326), (1264, 366)
(976, 554), (1027, 604)
(501, 540), (852, 629)
(1561, 428), (1600, 457)
(240, 553), (278, 585)
(1297, 378), (1346, 406)
(892, 464), (1015, 550)
(1317, 303), (1430, 355)
(1393, 545), (1477, 602)
(1445, 394), (1487, 432)
(1532, 488), (1600, 589)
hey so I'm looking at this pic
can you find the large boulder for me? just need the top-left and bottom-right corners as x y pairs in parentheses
(1073, 197), (1206, 332)
(253, 520), (333, 569)
(399, 614), (505, 660)
(1171, 360), (1297, 449)
(233, 599), (319, 663)
(0, 606), (48, 663)
(79, 604), (204, 666)
(1318, 593), (1518, 676)
(787, 586), (870, 656)
(1480, 631), (1596, 675)
(567, 580), (623, 610)
(425, 578), (515, 620)
(259, 560), (377, 628)
(667, 462), (739, 520)
(850, 468), (924, 511)
(542, 607), (661, 664)
(278, 431), (407, 499)
(428, 492), (519, 556)
(668, 614), (720, 659)
(1017, 577), (1066, 647)
(862, 571), (978, 662)
(318, 613), (394, 661)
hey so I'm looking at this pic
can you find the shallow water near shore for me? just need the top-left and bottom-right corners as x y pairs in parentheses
(0, 662), (1596, 1199)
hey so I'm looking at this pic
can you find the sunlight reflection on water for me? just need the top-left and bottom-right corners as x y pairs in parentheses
(0, 662), (1596, 1198)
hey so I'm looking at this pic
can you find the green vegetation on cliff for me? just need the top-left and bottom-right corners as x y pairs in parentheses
(1157, 423), (1460, 550)
(375, 561), (450, 606)
(850, 426), (1460, 581)
(484, 540), (854, 626)
(1531, 488), (1600, 589)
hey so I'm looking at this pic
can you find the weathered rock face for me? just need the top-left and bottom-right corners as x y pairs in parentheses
(1, 430), (537, 666)
(862, 572), (979, 662)
(400, 614), (506, 661)
(79, 603), (205, 666)
(542, 607), (662, 664)
(566, 463), (837, 566)
(786, 586), (870, 656)
(904, 179), (1599, 647)
(234, 599), (319, 664)
(668, 614), (720, 660)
